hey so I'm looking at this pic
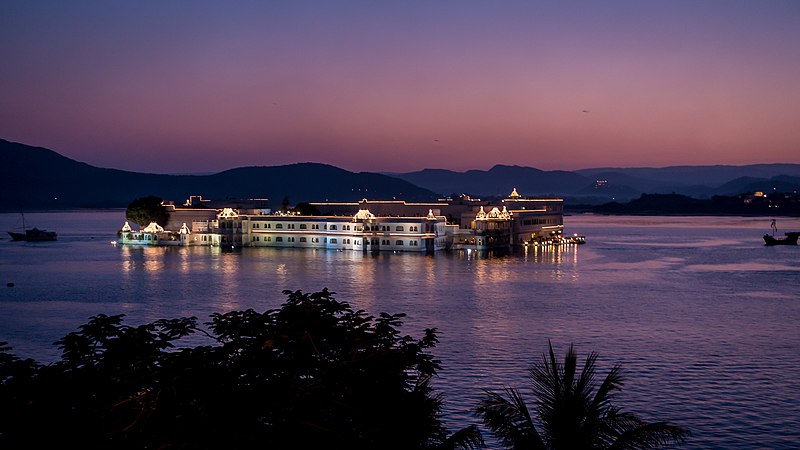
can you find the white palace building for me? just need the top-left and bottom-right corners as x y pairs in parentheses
(117, 189), (583, 252)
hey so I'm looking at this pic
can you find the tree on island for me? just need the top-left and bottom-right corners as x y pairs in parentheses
(281, 195), (291, 212)
(476, 341), (688, 449)
(0, 289), (482, 449)
(125, 195), (169, 227)
(293, 202), (321, 216)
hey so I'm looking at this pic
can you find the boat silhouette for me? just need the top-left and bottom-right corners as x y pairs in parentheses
(6, 213), (57, 241)
(763, 232), (799, 246)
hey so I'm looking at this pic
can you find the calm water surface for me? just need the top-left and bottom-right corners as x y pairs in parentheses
(1, 211), (799, 448)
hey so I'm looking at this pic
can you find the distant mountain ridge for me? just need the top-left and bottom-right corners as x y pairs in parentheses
(390, 163), (800, 201)
(0, 139), (438, 210)
(2, 138), (799, 210)
(390, 165), (590, 198)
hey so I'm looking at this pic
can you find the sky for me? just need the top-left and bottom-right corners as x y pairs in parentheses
(1, 1), (799, 174)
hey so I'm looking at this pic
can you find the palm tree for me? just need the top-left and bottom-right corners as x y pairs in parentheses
(476, 341), (688, 449)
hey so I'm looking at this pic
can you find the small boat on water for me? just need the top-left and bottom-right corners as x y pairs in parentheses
(8, 227), (58, 241)
(6, 213), (57, 241)
(763, 232), (799, 246)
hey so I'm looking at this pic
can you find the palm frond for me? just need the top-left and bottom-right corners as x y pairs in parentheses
(435, 424), (485, 450)
(575, 350), (598, 400)
(591, 363), (624, 412)
(562, 344), (578, 397)
(479, 342), (689, 450)
(475, 388), (545, 449)
(609, 420), (690, 450)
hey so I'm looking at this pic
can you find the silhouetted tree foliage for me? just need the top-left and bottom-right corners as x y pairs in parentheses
(125, 195), (169, 227)
(281, 195), (290, 212)
(0, 289), (482, 450)
(592, 192), (800, 216)
(476, 341), (688, 449)
(293, 202), (321, 216)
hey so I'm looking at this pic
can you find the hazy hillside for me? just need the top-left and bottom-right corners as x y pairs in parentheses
(3, 138), (799, 210)
(576, 165), (800, 188)
(388, 165), (593, 198)
(0, 139), (438, 210)
(393, 163), (800, 201)
(713, 175), (800, 196)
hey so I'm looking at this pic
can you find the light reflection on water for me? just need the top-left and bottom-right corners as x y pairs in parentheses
(602, 237), (743, 247)
(685, 262), (800, 272)
(1, 212), (799, 448)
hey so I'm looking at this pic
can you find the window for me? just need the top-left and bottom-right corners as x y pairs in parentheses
(266, 223), (271, 229)
(312, 224), (320, 230)
(300, 224), (307, 229)
(396, 240), (404, 245)
(330, 225), (337, 230)
(276, 224), (283, 229)
(288, 237), (295, 242)
(396, 226), (404, 231)
(253, 223), (259, 229)
(330, 238), (338, 244)
(288, 224), (295, 229)
(300, 237), (307, 242)
(276, 237), (283, 242)
(266, 237), (271, 242)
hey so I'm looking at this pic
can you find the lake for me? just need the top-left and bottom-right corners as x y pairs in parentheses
(1, 210), (799, 448)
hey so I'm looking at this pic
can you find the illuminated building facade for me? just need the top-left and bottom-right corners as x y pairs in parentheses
(118, 189), (579, 251)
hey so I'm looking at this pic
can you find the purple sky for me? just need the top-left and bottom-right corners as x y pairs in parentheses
(2, 1), (799, 174)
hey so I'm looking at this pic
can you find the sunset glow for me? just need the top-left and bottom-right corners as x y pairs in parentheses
(1, 1), (799, 173)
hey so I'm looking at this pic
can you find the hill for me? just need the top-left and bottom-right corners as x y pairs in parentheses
(3, 137), (799, 210)
(592, 193), (800, 216)
(0, 139), (439, 210)
(391, 163), (800, 201)
(388, 165), (593, 198)
(575, 165), (800, 198)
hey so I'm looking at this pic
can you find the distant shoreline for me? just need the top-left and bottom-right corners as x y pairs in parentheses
(0, 208), (126, 214)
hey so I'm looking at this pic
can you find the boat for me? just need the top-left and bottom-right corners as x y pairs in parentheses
(6, 213), (57, 241)
(8, 228), (58, 241)
(763, 232), (799, 246)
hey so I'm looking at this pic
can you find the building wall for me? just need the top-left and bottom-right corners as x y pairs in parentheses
(214, 214), (448, 252)
(164, 207), (218, 231)
(309, 200), (448, 218)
